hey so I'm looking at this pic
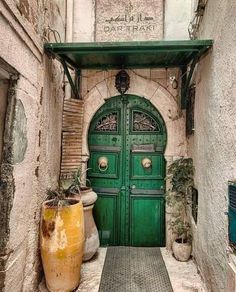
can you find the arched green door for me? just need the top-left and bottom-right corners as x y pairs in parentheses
(88, 95), (167, 246)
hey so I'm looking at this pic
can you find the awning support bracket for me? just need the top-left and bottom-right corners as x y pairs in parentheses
(61, 59), (80, 99)
(181, 55), (199, 109)
(45, 40), (213, 102)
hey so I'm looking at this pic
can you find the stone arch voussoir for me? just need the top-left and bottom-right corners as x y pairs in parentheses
(82, 71), (186, 160)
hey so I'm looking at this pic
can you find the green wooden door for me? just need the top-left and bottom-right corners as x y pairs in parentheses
(88, 95), (167, 246)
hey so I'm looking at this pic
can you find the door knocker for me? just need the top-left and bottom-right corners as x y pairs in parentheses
(142, 157), (152, 169)
(98, 156), (108, 172)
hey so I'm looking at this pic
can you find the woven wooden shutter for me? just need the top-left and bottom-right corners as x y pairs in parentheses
(229, 183), (236, 245)
(60, 99), (84, 179)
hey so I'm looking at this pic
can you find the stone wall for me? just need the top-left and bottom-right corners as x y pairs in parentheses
(73, 0), (163, 42)
(73, 0), (195, 42)
(164, 0), (194, 40)
(73, 0), (95, 42)
(95, 0), (163, 41)
(188, 1), (236, 291)
(0, 0), (65, 291)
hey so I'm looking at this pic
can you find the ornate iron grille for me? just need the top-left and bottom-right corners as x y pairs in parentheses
(95, 112), (118, 132)
(132, 111), (160, 132)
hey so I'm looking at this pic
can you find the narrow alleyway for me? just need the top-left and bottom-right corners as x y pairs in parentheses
(1, 1), (236, 291)
(39, 248), (206, 292)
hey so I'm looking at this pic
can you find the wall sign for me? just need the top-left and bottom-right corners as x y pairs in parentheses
(95, 0), (163, 41)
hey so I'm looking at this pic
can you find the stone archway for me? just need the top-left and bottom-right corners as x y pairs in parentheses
(82, 70), (186, 159)
(81, 70), (187, 248)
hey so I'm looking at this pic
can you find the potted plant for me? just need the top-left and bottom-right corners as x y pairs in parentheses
(40, 189), (84, 291)
(67, 167), (97, 206)
(166, 158), (194, 261)
(66, 167), (100, 261)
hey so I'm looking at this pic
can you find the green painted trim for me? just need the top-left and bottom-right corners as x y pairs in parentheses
(45, 40), (213, 70)
(181, 65), (187, 109)
(61, 59), (80, 99)
(46, 40), (213, 104)
(45, 40), (213, 52)
(181, 57), (199, 109)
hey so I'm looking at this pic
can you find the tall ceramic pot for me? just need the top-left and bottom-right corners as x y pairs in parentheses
(70, 187), (100, 261)
(83, 204), (100, 261)
(172, 238), (192, 262)
(40, 199), (84, 292)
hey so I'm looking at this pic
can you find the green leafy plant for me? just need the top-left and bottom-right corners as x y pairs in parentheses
(67, 166), (91, 195)
(169, 219), (192, 243)
(166, 158), (194, 243)
(46, 189), (70, 207)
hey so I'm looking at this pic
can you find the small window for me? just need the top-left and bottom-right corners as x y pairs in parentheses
(228, 182), (236, 251)
(186, 84), (195, 136)
(192, 187), (198, 224)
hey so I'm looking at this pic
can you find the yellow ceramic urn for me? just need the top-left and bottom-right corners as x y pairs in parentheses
(40, 199), (84, 292)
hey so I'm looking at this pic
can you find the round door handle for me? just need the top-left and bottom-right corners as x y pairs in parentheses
(98, 156), (108, 172)
(130, 185), (136, 190)
(142, 158), (152, 168)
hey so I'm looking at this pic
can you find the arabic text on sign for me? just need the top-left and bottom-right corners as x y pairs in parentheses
(105, 14), (154, 24)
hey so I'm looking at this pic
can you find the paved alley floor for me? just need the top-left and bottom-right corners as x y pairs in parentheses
(39, 248), (206, 292)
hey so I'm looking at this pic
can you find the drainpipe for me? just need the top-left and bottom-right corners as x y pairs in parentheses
(65, 0), (73, 100)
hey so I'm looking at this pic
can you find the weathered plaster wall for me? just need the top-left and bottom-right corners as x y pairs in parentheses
(73, 0), (95, 41)
(0, 80), (9, 165)
(73, 0), (164, 42)
(73, 0), (196, 42)
(188, 1), (236, 291)
(164, 0), (194, 40)
(0, 0), (65, 291)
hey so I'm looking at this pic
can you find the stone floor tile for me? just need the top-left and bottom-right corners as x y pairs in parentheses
(39, 247), (206, 292)
(161, 248), (207, 292)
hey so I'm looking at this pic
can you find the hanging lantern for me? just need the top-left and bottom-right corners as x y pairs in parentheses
(115, 70), (130, 95)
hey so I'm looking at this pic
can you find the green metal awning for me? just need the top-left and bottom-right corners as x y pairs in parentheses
(44, 40), (213, 107)
(45, 40), (212, 70)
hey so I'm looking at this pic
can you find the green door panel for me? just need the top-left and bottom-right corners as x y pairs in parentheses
(130, 197), (165, 246)
(89, 152), (120, 179)
(88, 95), (167, 246)
(130, 153), (164, 179)
(93, 192), (119, 246)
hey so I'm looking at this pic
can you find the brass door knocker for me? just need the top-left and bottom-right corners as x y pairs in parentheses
(142, 157), (152, 169)
(98, 156), (108, 172)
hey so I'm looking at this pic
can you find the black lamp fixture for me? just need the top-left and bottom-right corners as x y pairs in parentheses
(115, 70), (130, 95)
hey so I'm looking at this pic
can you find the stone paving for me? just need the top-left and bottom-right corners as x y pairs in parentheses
(39, 248), (206, 292)
(161, 249), (206, 292)
(76, 248), (107, 292)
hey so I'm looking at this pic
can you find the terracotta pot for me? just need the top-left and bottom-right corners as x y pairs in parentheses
(83, 204), (100, 261)
(80, 187), (98, 206)
(172, 239), (192, 262)
(69, 187), (100, 261)
(40, 199), (84, 292)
